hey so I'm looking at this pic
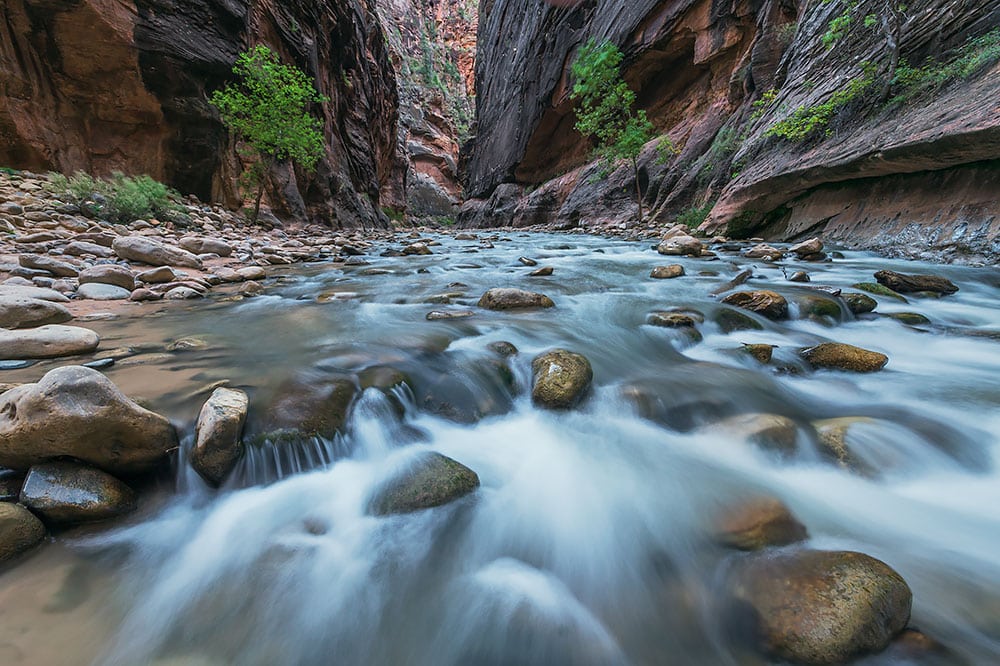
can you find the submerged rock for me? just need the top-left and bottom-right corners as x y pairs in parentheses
(714, 496), (808, 550)
(0, 502), (45, 562)
(478, 288), (554, 310)
(0, 325), (99, 359)
(0, 295), (72, 329)
(853, 282), (908, 302)
(887, 312), (931, 326)
(714, 307), (764, 333)
(705, 413), (799, 455)
(874, 270), (958, 295)
(250, 376), (357, 444)
(813, 417), (878, 476)
(800, 343), (888, 373)
(190, 388), (249, 487)
(724, 549), (911, 664)
(529, 266), (554, 276)
(650, 264), (685, 279)
(368, 452), (479, 516)
(19, 461), (136, 525)
(741, 343), (776, 364)
(721, 290), (788, 320)
(0, 366), (177, 474)
(531, 349), (593, 410)
(647, 312), (699, 329)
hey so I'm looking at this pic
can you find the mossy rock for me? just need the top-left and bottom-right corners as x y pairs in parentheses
(853, 282), (908, 303)
(797, 295), (843, 320)
(368, 452), (479, 516)
(843, 292), (878, 315)
(886, 312), (931, 326)
(714, 307), (764, 333)
(800, 343), (888, 373)
(531, 349), (593, 410)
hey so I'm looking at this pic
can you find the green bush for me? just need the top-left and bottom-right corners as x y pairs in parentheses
(765, 64), (877, 141)
(676, 203), (713, 229)
(892, 29), (1000, 102)
(47, 171), (188, 224)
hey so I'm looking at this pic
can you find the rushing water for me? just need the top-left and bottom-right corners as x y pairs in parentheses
(2, 232), (1000, 665)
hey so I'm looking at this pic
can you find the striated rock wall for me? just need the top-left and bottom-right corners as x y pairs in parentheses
(462, 0), (1000, 261)
(0, 0), (399, 229)
(376, 0), (477, 218)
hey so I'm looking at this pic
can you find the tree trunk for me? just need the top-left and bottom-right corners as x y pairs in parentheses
(251, 178), (266, 225)
(632, 157), (644, 224)
(878, 4), (904, 104)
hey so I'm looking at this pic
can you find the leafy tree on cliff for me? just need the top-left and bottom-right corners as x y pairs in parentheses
(570, 39), (657, 224)
(210, 45), (327, 224)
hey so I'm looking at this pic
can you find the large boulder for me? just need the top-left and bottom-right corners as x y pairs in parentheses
(368, 452), (479, 516)
(800, 343), (888, 373)
(874, 270), (958, 295)
(0, 502), (45, 562)
(19, 254), (79, 277)
(0, 295), (72, 329)
(657, 234), (703, 256)
(478, 288), (555, 310)
(76, 283), (132, 301)
(0, 325), (100, 360)
(190, 388), (249, 486)
(19, 461), (136, 525)
(0, 366), (177, 474)
(179, 236), (233, 257)
(77, 264), (136, 290)
(531, 349), (593, 410)
(248, 375), (358, 445)
(725, 550), (912, 664)
(0, 284), (70, 302)
(720, 291), (788, 320)
(112, 236), (203, 269)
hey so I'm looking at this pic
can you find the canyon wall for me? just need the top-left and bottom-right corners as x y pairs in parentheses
(0, 0), (399, 228)
(462, 0), (1000, 262)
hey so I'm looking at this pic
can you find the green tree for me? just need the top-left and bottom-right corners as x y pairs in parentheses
(570, 39), (657, 224)
(210, 45), (327, 224)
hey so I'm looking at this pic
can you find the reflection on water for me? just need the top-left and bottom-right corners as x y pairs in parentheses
(1, 233), (999, 664)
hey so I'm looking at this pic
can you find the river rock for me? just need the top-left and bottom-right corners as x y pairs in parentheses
(137, 266), (179, 284)
(18, 254), (79, 277)
(0, 325), (99, 359)
(488, 341), (519, 356)
(190, 388), (248, 486)
(112, 236), (203, 269)
(402, 242), (432, 255)
(800, 343), (888, 372)
(0, 366), (177, 474)
(237, 266), (267, 281)
(0, 284), (70, 302)
(19, 461), (136, 525)
(164, 286), (202, 300)
(239, 280), (264, 297)
(0, 502), (45, 562)
(0, 295), (72, 329)
(813, 417), (880, 476)
(874, 270), (958, 295)
(714, 496), (808, 550)
(650, 264), (685, 279)
(744, 243), (783, 260)
(130, 287), (162, 302)
(853, 282), (908, 302)
(721, 290), (788, 320)
(249, 376), (357, 444)
(647, 312), (699, 328)
(63, 240), (114, 258)
(887, 312), (931, 326)
(843, 292), (878, 314)
(788, 270), (810, 283)
(706, 413), (799, 455)
(518, 256), (537, 266)
(529, 266), (553, 276)
(725, 549), (911, 664)
(426, 310), (475, 320)
(76, 282), (132, 300)
(368, 452), (479, 516)
(179, 236), (233, 257)
(797, 294), (843, 320)
(741, 343), (776, 363)
(78, 264), (135, 290)
(478, 288), (554, 310)
(657, 234), (703, 256)
(531, 349), (593, 410)
(0, 468), (24, 501)
(790, 237), (823, 256)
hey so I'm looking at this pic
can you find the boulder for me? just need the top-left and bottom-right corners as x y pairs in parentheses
(744, 243), (783, 260)
(76, 283), (132, 300)
(843, 292), (878, 314)
(650, 264), (685, 279)
(647, 312), (699, 328)
(531, 349), (593, 410)
(18, 254), (79, 277)
(78, 264), (135, 290)
(130, 288), (162, 302)
(478, 288), (555, 310)
(721, 290), (788, 320)
(0, 325), (99, 359)
(529, 266), (554, 276)
(853, 282), (908, 302)
(800, 343), (888, 373)
(402, 242), (432, 255)
(0, 366), (177, 474)
(725, 550), (911, 664)
(112, 236), (203, 269)
(0, 295), (72, 328)
(741, 343), (776, 363)
(0, 284), (70, 302)
(714, 496), (808, 550)
(657, 234), (703, 256)
(239, 281), (264, 297)
(63, 240), (115, 258)
(790, 237), (823, 256)
(714, 307), (764, 333)
(887, 312), (931, 326)
(874, 270), (958, 295)
(249, 376), (357, 444)
(0, 502), (45, 562)
(190, 388), (248, 486)
(179, 236), (233, 257)
(164, 286), (203, 300)
(136, 266), (179, 284)
(19, 461), (136, 525)
(237, 266), (266, 281)
(788, 270), (810, 283)
(368, 452), (479, 516)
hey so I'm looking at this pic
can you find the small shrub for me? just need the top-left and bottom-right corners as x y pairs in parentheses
(750, 88), (779, 121)
(677, 203), (713, 229)
(891, 28), (1000, 103)
(765, 63), (878, 141)
(47, 170), (188, 224)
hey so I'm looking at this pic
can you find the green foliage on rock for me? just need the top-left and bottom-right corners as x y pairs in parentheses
(210, 45), (327, 224)
(48, 171), (188, 224)
(677, 203), (714, 229)
(765, 63), (878, 141)
(570, 39), (666, 223)
(892, 28), (1000, 101)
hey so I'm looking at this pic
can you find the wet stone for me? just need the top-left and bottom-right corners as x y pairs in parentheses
(368, 452), (479, 516)
(19, 461), (136, 525)
(714, 496), (808, 550)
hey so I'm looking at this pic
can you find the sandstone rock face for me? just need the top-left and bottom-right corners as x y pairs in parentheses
(19, 461), (136, 525)
(725, 550), (912, 663)
(0, 502), (45, 562)
(368, 451), (479, 516)
(531, 349), (593, 410)
(0, 325), (100, 359)
(190, 388), (248, 486)
(0, 0), (399, 229)
(0, 366), (177, 474)
(0, 295), (72, 329)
